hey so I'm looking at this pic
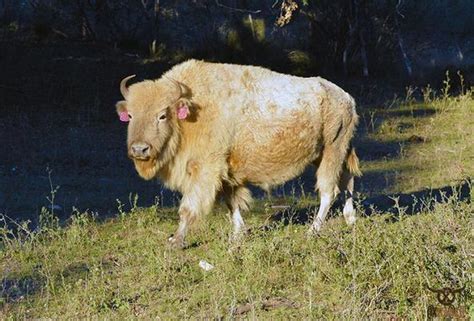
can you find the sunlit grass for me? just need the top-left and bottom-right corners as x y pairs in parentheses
(1, 200), (472, 319)
(361, 83), (474, 194)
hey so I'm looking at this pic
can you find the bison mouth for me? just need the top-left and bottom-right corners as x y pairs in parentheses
(132, 157), (158, 180)
(128, 154), (151, 161)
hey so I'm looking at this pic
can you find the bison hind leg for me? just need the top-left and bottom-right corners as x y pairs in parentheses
(339, 168), (356, 226)
(309, 144), (347, 234)
(339, 147), (361, 226)
(223, 184), (252, 238)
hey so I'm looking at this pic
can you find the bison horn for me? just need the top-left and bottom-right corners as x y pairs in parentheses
(120, 75), (136, 99)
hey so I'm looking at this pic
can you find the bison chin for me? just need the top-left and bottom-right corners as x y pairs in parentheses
(133, 158), (158, 180)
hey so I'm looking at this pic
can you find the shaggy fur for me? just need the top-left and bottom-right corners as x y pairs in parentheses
(116, 60), (361, 247)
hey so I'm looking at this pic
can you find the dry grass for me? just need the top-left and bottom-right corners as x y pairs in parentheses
(1, 200), (472, 319)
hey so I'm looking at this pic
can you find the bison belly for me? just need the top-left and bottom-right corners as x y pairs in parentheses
(228, 116), (322, 187)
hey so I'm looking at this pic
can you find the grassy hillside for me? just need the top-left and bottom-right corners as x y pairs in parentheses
(360, 76), (474, 194)
(1, 84), (473, 319)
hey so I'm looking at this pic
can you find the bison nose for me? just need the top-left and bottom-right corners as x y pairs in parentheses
(130, 143), (151, 159)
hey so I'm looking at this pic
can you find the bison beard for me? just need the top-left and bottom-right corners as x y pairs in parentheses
(133, 159), (158, 180)
(116, 59), (361, 248)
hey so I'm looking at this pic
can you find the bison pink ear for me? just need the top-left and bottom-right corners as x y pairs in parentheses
(177, 102), (190, 120)
(116, 100), (129, 122)
(119, 111), (130, 122)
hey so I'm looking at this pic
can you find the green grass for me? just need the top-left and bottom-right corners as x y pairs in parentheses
(361, 84), (474, 194)
(1, 85), (473, 319)
(1, 202), (472, 319)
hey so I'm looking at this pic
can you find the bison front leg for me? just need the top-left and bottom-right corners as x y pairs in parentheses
(168, 192), (217, 249)
(168, 171), (222, 249)
(168, 206), (196, 249)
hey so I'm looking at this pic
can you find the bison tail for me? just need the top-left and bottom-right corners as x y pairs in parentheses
(346, 147), (362, 177)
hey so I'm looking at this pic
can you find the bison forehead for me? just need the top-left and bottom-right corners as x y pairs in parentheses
(127, 81), (177, 112)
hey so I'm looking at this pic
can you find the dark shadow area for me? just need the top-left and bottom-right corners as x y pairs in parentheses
(265, 179), (471, 228)
(355, 169), (399, 197)
(356, 139), (403, 161)
(356, 135), (430, 162)
(359, 178), (471, 217)
(1, 259), (113, 307)
(383, 108), (437, 118)
(357, 107), (438, 139)
(1, 274), (42, 305)
(0, 42), (180, 225)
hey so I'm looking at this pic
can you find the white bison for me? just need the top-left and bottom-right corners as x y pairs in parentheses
(116, 60), (361, 248)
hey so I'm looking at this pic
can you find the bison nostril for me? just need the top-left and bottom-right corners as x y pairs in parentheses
(131, 143), (151, 158)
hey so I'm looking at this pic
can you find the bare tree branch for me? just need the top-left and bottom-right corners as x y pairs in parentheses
(215, 0), (261, 14)
(395, 0), (412, 77)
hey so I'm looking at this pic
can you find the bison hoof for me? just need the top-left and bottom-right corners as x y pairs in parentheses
(343, 214), (356, 227)
(227, 229), (249, 253)
(306, 224), (322, 237)
(229, 231), (244, 243)
(168, 235), (186, 249)
(344, 214), (357, 226)
(343, 203), (357, 226)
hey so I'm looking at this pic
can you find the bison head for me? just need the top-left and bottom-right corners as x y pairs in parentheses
(116, 75), (192, 180)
